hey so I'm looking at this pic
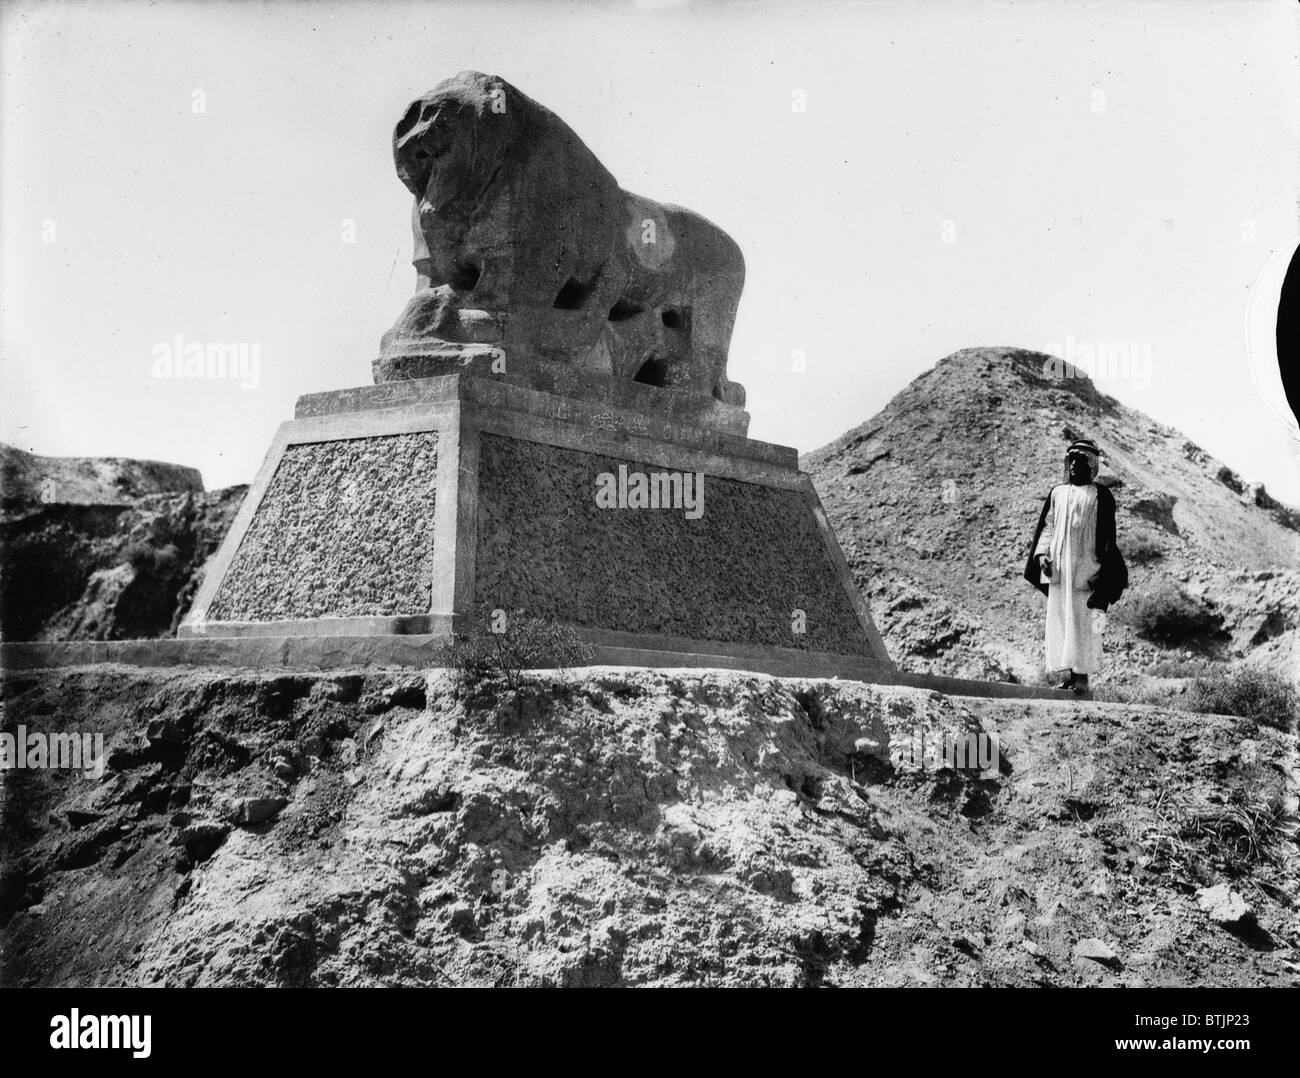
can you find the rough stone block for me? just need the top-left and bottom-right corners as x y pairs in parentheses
(206, 432), (439, 622)
(473, 434), (871, 653)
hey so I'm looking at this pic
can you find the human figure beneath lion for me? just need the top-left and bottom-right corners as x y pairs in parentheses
(1023, 438), (1128, 694)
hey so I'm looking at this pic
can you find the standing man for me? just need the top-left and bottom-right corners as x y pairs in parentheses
(1024, 438), (1127, 693)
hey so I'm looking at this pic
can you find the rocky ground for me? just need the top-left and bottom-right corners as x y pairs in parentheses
(3, 665), (1296, 987)
(3, 347), (1297, 988)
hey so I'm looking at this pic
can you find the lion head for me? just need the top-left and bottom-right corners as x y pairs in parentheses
(393, 71), (523, 225)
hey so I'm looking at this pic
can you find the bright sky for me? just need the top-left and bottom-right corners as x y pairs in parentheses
(3, 0), (1298, 502)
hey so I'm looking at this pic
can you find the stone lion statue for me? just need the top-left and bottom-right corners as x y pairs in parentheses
(376, 71), (746, 407)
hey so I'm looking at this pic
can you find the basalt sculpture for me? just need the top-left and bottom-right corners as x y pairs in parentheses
(181, 73), (891, 680)
(376, 71), (747, 410)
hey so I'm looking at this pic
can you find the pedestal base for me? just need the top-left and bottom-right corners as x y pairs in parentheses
(179, 372), (893, 678)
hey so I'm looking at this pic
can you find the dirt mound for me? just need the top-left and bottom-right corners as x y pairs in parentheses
(1, 444), (203, 509)
(3, 665), (1295, 987)
(802, 347), (1300, 687)
(0, 443), (244, 642)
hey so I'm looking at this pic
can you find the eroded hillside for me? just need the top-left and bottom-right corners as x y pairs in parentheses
(803, 347), (1300, 687)
(2, 666), (1295, 987)
(0, 444), (244, 642)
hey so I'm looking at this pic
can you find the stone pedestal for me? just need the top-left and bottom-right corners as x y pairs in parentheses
(180, 368), (894, 679)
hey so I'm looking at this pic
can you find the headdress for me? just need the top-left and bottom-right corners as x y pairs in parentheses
(1064, 438), (1101, 482)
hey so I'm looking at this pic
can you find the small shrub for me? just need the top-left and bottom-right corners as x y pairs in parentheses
(440, 608), (594, 691)
(122, 540), (154, 571)
(1123, 581), (1226, 649)
(1124, 530), (1165, 565)
(1144, 765), (1290, 888)
(1189, 665), (1300, 732)
(123, 540), (180, 574)
(1274, 504), (1300, 533)
(1183, 796), (1290, 867)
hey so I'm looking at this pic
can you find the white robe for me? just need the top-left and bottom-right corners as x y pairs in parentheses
(1034, 483), (1103, 674)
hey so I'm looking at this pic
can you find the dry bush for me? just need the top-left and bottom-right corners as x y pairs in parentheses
(1189, 665), (1299, 733)
(1122, 581), (1227, 650)
(439, 608), (594, 691)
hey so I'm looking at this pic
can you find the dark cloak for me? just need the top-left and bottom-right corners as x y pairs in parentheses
(1023, 482), (1128, 611)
